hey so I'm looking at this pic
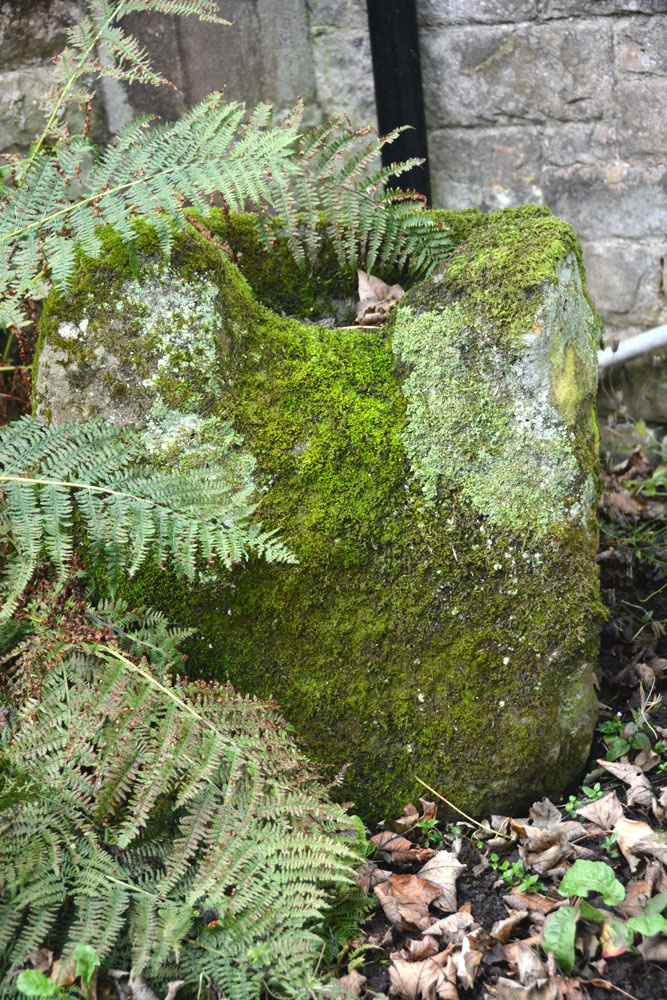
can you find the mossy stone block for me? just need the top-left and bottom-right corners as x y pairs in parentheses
(33, 206), (603, 821)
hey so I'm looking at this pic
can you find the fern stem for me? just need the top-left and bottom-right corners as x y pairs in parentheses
(0, 473), (165, 505)
(24, 7), (117, 172)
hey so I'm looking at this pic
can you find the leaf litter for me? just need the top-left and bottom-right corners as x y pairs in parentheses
(333, 449), (667, 1000)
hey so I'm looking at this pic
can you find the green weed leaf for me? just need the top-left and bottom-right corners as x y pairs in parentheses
(542, 906), (578, 972)
(558, 860), (625, 906)
(74, 945), (99, 987)
(626, 912), (667, 937)
(16, 972), (57, 997)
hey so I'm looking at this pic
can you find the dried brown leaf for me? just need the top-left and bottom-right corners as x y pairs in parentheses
(355, 862), (392, 893)
(356, 271), (405, 326)
(526, 844), (567, 874)
(488, 978), (558, 1000)
(423, 905), (477, 945)
(337, 970), (367, 996)
(491, 909), (529, 944)
(453, 928), (486, 989)
(614, 816), (656, 871)
(371, 831), (437, 864)
(528, 799), (562, 829)
(502, 892), (563, 916)
(502, 940), (546, 985)
(576, 791), (624, 831)
(407, 937), (441, 961)
(619, 877), (650, 918)
(597, 758), (655, 811)
(27, 950), (53, 975)
(638, 934), (667, 961)
(420, 797), (438, 821)
(389, 950), (457, 1000)
(375, 874), (443, 932)
(418, 851), (465, 912)
(386, 803), (420, 834)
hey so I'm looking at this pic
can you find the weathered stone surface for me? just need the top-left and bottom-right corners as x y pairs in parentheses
(615, 15), (667, 74)
(428, 126), (543, 210)
(0, 0), (82, 70)
(542, 162), (667, 240)
(34, 206), (602, 820)
(615, 79), (667, 157)
(420, 23), (613, 128)
(0, 65), (91, 154)
(417, 0), (538, 25)
(582, 240), (667, 330)
(542, 1), (667, 16)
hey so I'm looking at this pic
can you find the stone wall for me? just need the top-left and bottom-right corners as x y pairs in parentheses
(418, 0), (667, 344)
(2, 0), (666, 346)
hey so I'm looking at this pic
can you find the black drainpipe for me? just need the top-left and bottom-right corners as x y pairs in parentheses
(365, 0), (431, 204)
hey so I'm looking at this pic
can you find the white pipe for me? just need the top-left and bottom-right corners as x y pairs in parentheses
(598, 323), (667, 375)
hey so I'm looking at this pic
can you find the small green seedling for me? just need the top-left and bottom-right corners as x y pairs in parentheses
(489, 855), (544, 894)
(601, 832), (620, 859)
(581, 782), (604, 802)
(598, 715), (652, 761)
(415, 817), (444, 849)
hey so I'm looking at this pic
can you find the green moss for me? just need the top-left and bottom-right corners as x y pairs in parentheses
(34, 205), (602, 822)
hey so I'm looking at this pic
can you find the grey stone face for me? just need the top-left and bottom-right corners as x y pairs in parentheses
(420, 23), (613, 127)
(417, 0), (539, 25)
(0, 0), (82, 70)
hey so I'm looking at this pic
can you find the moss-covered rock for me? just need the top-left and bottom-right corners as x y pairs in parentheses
(33, 206), (603, 821)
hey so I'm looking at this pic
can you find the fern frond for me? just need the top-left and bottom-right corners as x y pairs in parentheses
(0, 417), (295, 620)
(0, 601), (358, 997)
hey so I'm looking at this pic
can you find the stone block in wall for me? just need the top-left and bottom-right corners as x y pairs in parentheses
(417, 0), (538, 25)
(0, 0), (82, 70)
(615, 15), (667, 74)
(0, 65), (88, 154)
(107, 1), (317, 133)
(542, 1), (667, 16)
(428, 126), (543, 210)
(615, 79), (667, 157)
(306, 0), (369, 30)
(308, 27), (377, 125)
(582, 240), (667, 330)
(542, 162), (667, 240)
(420, 22), (613, 128)
(540, 122), (618, 168)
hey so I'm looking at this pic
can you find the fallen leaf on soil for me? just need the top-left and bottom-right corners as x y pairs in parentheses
(629, 830), (667, 866)
(502, 940), (547, 985)
(512, 819), (585, 853)
(619, 877), (651, 917)
(418, 851), (465, 912)
(525, 843), (568, 873)
(599, 489), (645, 518)
(389, 950), (457, 1000)
(453, 928), (486, 988)
(503, 892), (564, 916)
(488, 977), (558, 1000)
(614, 816), (654, 869)
(491, 909), (529, 944)
(423, 905), (477, 945)
(371, 831), (437, 863)
(386, 802), (420, 834)
(356, 271), (405, 326)
(407, 937), (441, 961)
(375, 874), (444, 932)
(27, 950), (53, 975)
(355, 861), (393, 892)
(597, 758), (655, 811)
(576, 791), (624, 830)
(337, 970), (367, 996)
(647, 859), (667, 894)
(529, 799), (563, 829)
(420, 797), (438, 820)
(638, 933), (667, 961)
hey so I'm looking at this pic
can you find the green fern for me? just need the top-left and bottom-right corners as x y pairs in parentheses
(0, 416), (295, 620)
(0, 0), (453, 330)
(0, 595), (356, 998)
